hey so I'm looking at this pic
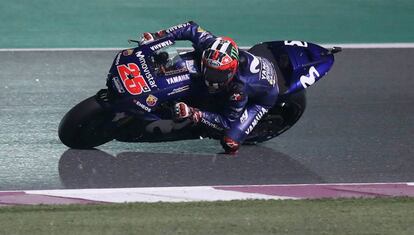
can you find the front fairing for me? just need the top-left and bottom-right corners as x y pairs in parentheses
(106, 38), (196, 119)
(248, 41), (335, 96)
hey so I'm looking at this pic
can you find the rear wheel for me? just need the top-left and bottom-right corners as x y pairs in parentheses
(244, 90), (306, 144)
(58, 95), (117, 149)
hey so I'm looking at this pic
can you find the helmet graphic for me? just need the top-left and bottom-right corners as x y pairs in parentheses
(201, 37), (239, 93)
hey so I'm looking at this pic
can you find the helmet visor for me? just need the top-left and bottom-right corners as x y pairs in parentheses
(203, 65), (233, 83)
(203, 66), (234, 93)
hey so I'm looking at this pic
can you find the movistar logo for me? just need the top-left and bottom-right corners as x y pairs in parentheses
(249, 55), (260, 73)
(201, 118), (223, 131)
(135, 51), (157, 89)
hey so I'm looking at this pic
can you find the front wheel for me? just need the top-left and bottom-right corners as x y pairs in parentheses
(244, 90), (306, 144)
(58, 95), (117, 149)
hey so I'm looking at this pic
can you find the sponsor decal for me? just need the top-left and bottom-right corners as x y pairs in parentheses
(166, 74), (190, 85)
(167, 85), (190, 96)
(284, 40), (308, 47)
(185, 60), (197, 73)
(135, 51), (158, 89)
(112, 77), (125, 93)
(146, 94), (158, 107)
(249, 55), (260, 73)
(245, 107), (268, 135)
(260, 59), (276, 86)
(133, 99), (151, 112)
(115, 52), (121, 66)
(117, 63), (150, 95)
(300, 66), (320, 88)
(240, 110), (248, 123)
(122, 49), (134, 56)
(150, 40), (173, 51)
(164, 67), (188, 76)
(166, 22), (191, 33)
(201, 118), (224, 131)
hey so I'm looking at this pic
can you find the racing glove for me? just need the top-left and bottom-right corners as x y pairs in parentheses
(174, 102), (202, 123)
(221, 136), (240, 154)
(139, 30), (167, 45)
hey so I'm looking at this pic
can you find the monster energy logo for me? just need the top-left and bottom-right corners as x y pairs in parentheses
(230, 47), (239, 59)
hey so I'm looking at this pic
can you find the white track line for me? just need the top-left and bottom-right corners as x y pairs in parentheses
(27, 186), (295, 203)
(3, 182), (411, 203)
(0, 43), (414, 52)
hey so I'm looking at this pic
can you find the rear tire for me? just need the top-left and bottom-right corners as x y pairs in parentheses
(58, 96), (116, 149)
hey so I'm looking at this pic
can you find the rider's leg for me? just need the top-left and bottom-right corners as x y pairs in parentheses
(221, 104), (270, 154)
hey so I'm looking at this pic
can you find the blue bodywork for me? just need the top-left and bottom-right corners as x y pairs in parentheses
(105, 38), (336, 134)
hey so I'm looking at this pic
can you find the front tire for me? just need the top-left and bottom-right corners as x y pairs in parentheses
(58, 95), (116, 149)
(244, 90), (306, 144)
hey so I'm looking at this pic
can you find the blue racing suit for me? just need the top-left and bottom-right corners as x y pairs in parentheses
(162, 21), (279, 145)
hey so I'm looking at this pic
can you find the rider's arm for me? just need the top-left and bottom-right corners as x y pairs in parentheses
(197, 84), (248, 131)
(144, 21), (217, 51)
(222, 82), (248, 122)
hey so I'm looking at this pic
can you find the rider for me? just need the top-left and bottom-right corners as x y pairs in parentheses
(140, 21), (279, 154)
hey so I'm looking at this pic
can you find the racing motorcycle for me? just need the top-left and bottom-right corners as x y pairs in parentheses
(58, 37), (341, 149)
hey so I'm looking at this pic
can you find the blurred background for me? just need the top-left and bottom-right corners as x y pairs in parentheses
(1, 0), (413, 48)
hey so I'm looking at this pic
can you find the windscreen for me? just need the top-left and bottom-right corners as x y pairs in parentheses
(153, 47), (188, 76)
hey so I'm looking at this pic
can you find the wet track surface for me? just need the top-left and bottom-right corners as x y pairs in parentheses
(0, 48), (413, 190)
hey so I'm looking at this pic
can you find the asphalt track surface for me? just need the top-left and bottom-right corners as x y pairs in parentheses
(0, 48), (413, 190)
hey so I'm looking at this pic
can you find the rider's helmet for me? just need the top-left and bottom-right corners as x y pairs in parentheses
(201, 37), (239, 93)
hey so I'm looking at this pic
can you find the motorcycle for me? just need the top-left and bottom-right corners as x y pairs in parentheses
(58, 37), (340, 149)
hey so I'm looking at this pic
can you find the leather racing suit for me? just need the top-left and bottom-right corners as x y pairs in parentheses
(156, 21), (279, 152)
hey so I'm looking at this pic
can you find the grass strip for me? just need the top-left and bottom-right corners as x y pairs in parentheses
(0, 197), (413, 235)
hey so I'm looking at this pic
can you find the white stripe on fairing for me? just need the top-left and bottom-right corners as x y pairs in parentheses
(27, 186), (295, 203)
(1, 43), (414, 52)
